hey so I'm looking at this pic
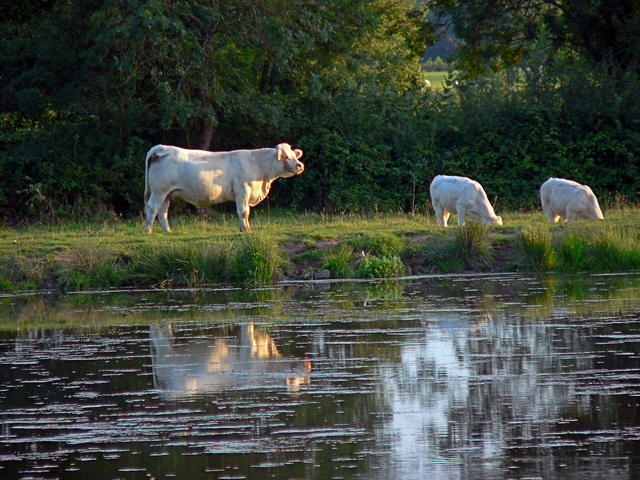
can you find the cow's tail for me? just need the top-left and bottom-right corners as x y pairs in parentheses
(144, 145), (163, 204)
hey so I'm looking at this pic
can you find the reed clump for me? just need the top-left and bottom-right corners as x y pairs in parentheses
(128, 240), (234, 287)
(554, 225), (640, 272)
(231, 234), (285, 286)
(512, 226), (556, 271)
(323, 243), (354, 278)
(422, 222), (494, 272)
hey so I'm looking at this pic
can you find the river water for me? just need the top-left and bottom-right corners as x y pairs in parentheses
(1, 273), (640, 480)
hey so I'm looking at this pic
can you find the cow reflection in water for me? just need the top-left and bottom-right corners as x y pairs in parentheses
(150, 323), (311, 397)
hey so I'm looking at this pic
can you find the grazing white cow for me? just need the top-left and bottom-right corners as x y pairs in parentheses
(430, 175), (503, 227)
(144, 143), (304, 233)
(540, 177), (604, 223)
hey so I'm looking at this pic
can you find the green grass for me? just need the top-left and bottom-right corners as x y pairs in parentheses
(514, 226), (556, 271)
(2, 207), (640, 290)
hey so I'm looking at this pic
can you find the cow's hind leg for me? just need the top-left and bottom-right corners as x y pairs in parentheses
(157, 199), (172, 233)
(145, 193), (169, 233)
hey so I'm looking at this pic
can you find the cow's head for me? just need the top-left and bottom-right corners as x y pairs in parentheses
(276, 143), (304, 177)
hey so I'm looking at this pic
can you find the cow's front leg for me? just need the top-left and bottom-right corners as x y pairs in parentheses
(433, 204), (446, 227)
(235, 188), (252, 232)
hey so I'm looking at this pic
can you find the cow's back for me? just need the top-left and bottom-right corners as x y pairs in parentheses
(431, 175), (484, 209)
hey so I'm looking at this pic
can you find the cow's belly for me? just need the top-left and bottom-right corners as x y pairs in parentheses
(173, 184), (233, 207)
(172, 169), (234, 207)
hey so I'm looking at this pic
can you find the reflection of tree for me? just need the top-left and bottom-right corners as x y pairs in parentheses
(149, 323), (311, 398)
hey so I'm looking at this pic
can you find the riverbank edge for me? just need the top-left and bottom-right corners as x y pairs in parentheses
(2, 215), (640, 292)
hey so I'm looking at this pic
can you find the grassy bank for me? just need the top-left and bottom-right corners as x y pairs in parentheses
(2, 208), (640, 291)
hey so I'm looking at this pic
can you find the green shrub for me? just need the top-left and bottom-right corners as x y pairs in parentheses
(356, 254), (406, 278)
(348, 234), (407, 257)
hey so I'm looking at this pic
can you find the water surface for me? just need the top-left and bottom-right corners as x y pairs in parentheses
(1, 273), (640, 479)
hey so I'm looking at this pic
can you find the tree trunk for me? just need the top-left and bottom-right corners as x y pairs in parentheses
(198, 120), (215, 150)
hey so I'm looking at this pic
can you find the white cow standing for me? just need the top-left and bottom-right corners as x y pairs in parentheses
(144, 143), (304, 233)
(540, 177), (604, 223)
(430, 175), (503, 227)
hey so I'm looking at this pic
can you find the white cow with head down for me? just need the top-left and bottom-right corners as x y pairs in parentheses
(430, 175), (502, 227)
(144, 143), (304, 233)
(540, 177), (604, 223)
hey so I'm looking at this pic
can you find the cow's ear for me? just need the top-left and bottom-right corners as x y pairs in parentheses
(276, 144), (285, 160)
(294, 149), (303, 159)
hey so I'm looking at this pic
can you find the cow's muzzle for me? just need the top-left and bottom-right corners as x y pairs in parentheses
(292, 162), (304, 175)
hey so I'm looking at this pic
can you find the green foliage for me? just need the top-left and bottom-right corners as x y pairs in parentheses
(554, 227), (640, 273)
(356, 254), (406, 278)
(422, 57), (450, 72)
(2, 0), (640, 223)
(348, 235), (407, 257)
(556, 234), (589, 272)
(426, 0), (640, 76)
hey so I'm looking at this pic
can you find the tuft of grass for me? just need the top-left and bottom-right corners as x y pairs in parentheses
(513, 226), (556, 271)
(555, 226), (640, 272)
(323, 243), (354, 278)
(128, 241), (234, 287)
(421, 222), (493, 272)
(450, 222), (493, 270)
(556, 233), (589, 272)
(0, 254), (45, 289)
(231, 234), (285, 286)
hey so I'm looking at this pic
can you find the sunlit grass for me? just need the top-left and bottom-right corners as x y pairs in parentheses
(2, 207), (640, 289)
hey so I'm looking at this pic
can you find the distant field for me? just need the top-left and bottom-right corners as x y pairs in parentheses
(423, 71), (449, 90)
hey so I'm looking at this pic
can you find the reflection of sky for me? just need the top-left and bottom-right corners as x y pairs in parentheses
(376, 315), (473, 480)
(372, 311), (582, 480)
